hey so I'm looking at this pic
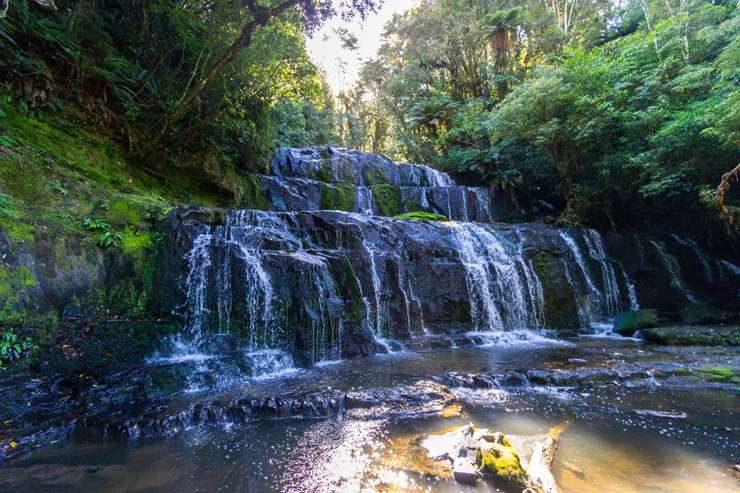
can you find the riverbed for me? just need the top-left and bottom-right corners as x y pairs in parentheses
(1, 337), (737, 492)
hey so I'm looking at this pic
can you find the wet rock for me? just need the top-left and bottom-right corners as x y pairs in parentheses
(634, 409), (687, 419)
(476, 433), (527, 486)
(640, 325), (740, 346)
(453, 445), (479, 485)
(614, 309), (660, 336)
(679, 303), (736, 325)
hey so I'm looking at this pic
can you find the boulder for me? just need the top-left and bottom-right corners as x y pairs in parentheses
(614, 309), (659, 336)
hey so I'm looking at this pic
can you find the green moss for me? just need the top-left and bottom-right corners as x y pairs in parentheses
(393, 211), (448, 221)
(365, 168), (388, 186)
(371, 184), (402, 216)
(240, 173), (272, 210)
(640, 325), (739, 346)
(614, 309), (659, 337)
(699, 367), (738, 383)
(476, 438), (526, 485)
(121, 229), (152, 254)
(106, 199), (144, 226)
(320, 182), (357, 211)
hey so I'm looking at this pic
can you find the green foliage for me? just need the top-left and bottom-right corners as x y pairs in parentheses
(83, 218), (111, 231)
(0, 330), (36, 370)
(98, 230), (124, 249)
(351, 0), (739, 234)
(0, 0), (340, 172)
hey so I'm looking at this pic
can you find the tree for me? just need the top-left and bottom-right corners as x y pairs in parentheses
(161, 0), (381, 136)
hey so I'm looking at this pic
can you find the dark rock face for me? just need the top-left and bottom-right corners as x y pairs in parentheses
(2, 146), (739, 377)
(155, 201), (740, 365)
(98, 380), (456, 440)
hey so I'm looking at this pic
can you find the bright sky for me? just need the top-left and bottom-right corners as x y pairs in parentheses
(307, 0), (419, 94)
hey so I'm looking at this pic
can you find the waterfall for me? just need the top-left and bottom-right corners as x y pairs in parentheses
(176, 210), (344, 371)
(359, 229), (388, 343)
(472, 187), (493, 222)
(515, 228), (545, 326)
(354, 186), (376, 215)
(183, 232), (214, 344)
(559, 230), (602, 310)
(559, 229), (628, 327)
(670, 233), (714, 282)
(461, 188), (470, 222)
(621, 266), (640, 310)
(650, 240), (699, 303)
(583, 229), (623, 317)
(450, 223), (543, 331)
(428, 167), (454, 187)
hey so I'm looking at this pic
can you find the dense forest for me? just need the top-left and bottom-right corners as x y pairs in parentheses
(1, 0), (738, 233)
(343, 0), (739, 232)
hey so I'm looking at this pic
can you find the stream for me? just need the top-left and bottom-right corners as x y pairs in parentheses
(1, 337), (738, 492)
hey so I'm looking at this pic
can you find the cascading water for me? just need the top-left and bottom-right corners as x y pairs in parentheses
(559, 230), (603, 319)
(169, 210), (347, 379)
(558, 229), (629, 332)
(650, 240), (700, 304)
(670, 233), (715, 283)
(163, 147), (736, 376)
(450, 223), (544, 332)
(583, 229), (624, 317)
(354, 186), (376, 215)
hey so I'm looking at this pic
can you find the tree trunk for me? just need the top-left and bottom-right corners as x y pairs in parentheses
(157, 0), (303, 138)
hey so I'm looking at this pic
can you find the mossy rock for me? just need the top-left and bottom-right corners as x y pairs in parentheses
(698, 367), (739, 384)
(679, 303), (734, 325)
(393, 211), (448, 221)
(371, 184), (402, 216)
(531, 251), (580, 331)
(240, 173), (272, 211)
(476, 438), (526, 485)
(640, 325), (739, 346)
(614, 309), (659, 336)
(320, 182), (356, 211)
(106, 199), (144, 226)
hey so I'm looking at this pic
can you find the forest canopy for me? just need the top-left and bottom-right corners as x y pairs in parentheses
(344, 0), (739, 231)
(1, 0), (738, 233)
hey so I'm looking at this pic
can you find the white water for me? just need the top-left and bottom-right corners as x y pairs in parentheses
(670, 233), (715, 282)
(650, 240), (700, 303)
(451, 223), (544, 332)
(583, 229), (624, 317)
(559, 231), (602, 307)
(720, 260), (740, 276)
(354, 186), (376, 215)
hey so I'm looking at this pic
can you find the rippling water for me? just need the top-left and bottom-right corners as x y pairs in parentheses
(1, 339), (738, 492)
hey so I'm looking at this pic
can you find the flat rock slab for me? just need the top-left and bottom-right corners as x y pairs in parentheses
(453, 446), (478, 485)
(634, 409), (688, 419)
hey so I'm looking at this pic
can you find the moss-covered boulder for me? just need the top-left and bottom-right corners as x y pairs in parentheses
(476, 433), (527, 485)
(640, 325), (739, 346)
(679, 303), (735, 325)
(614, 309), (659, 336)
